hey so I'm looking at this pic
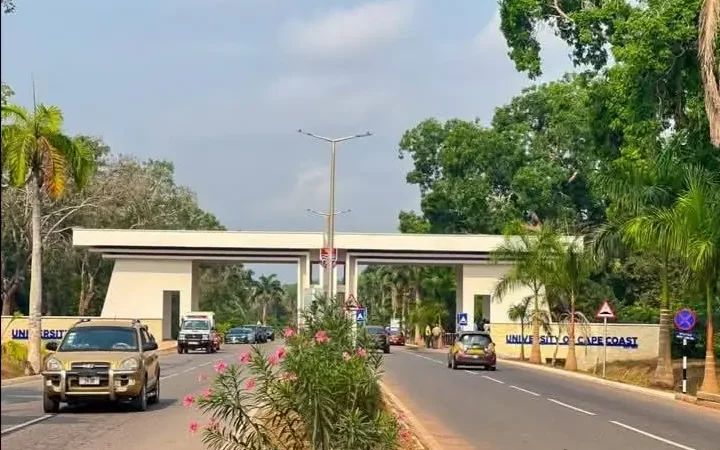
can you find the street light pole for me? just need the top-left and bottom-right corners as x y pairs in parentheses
(306, 208), (351, 295)
(299, 129), (371, 302)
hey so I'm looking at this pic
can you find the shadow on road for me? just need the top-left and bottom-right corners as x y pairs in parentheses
(60, 398), (178, 414)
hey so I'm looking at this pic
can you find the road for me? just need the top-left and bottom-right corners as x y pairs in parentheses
(383, 346), (720, 450)
(0, 342), (277, 450)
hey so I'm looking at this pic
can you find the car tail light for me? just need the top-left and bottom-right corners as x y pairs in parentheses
(486, 343), (495, 353)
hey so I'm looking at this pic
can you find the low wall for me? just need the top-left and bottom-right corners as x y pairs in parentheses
(490, 322), (660, 370)
(0, 316), (165, 343)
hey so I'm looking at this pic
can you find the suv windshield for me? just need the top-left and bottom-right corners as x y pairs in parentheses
(366, 326), (386, 335)
(229, 328), (251, 334)
(460, 334), (491, 347)
(182, 320), (210, 331)
(59, 327), (138, 352)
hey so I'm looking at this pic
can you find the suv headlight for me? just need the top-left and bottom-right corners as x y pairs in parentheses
(45, 357), (63, 371)
(118, 358), (139, 371)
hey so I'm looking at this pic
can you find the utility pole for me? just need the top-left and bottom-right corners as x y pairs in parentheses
(298, 130), (371, 302)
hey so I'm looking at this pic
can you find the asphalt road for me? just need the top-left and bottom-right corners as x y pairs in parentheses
(0, 342), (279, 450)
(383, 346), (720, 450)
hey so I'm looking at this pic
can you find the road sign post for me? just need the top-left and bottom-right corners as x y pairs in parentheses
(456, 313), (468, 331)
(596, 300), (616, 378)
(674, 308), (697, 394)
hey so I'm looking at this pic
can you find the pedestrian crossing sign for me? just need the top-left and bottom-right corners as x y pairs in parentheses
(457, 313), (468, 327)
(355, 308), (366, 324)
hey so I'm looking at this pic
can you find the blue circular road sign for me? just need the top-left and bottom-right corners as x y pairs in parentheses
(674, 308), (696, 332)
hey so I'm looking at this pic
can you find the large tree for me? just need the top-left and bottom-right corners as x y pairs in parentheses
(1, 103), (94, 373)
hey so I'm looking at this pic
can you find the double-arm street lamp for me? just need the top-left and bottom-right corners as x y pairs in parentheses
(298, 129), (372, 301)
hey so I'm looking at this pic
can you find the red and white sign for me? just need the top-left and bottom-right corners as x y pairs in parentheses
(345, 294), (361, 309)
(320, 248), (338, 268)
(596, 300), (616, 320)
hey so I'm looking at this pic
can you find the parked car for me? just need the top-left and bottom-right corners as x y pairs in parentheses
(226, 327), (256, 344)
(261, 326), (275, 341)
(388, 330), (406, 346)
(447, 331), (496, 371)
(41, 319), (160, 413)
(362, 325), (390, 354)
(243, 325), (267, 343)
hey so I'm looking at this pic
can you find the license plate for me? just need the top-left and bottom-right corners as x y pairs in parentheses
(79, 376), (100, 386)
(189, 341), (198, 345)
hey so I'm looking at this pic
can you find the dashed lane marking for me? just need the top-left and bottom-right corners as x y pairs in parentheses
(547, 398), (596, 416)
(481, 375), (505, 384)
(0, 415), (54, 436)
(510, 385), (540, 396)
(609, 420), (696, 450)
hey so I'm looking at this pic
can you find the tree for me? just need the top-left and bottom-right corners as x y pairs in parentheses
(492, 222), (562, 364)
(1, 102), (94, 374)
(1, 0), (15, 14)
(546, 235), (596, 371)
(626, 166), (720, 393)
(254, 274), (283, 325)
(698, 0), (720, 146)
(507, 297), (532, 360)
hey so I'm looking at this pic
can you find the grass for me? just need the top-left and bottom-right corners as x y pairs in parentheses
(1, 353), (26, 379)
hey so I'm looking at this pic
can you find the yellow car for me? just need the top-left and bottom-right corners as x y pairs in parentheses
(41, 319), (161, 413)
(447, 331), (497, 371)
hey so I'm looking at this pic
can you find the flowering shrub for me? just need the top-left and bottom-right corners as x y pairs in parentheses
(193, 299), (400, 450)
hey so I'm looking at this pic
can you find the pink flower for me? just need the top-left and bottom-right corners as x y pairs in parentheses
(275, 347), (286, 359)
(315, 330), (330, 343)
(245, 378), (256, 389)
(268, 354), (279, 366)
(183, 394), (195, 408)
(200, 387), (213, 399)
(399, 428), (412, 440)
(283, 328), (295, 338)
(197, 374), (208, 382)
(356, 348), (367, 358)
(189, 421), (199, 434)
(214, 360), (228, 373)
(239, 352), (252, 364)
(343, 352), (352, 361)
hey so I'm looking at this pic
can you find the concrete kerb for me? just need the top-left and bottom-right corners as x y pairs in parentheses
(405, 343), (676, 401)
(379, 380), (443, 450)
(1, 342), (178, 387)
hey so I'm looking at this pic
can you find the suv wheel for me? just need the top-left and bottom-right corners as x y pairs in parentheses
(43, 391), (60, 414)
(177, 345), (183, 354)
(148, 374), (160, 405)
(131, 382), (148, 411)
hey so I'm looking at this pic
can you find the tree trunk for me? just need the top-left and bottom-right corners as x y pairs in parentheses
(2, 278), (20, 315)
(565, 292), (578, 371)
(26, 176), (44, 375)
(262, 300), (267, 325)
(391, 287), (397, 320)
(414, 288), (421, 345)
(652, 259), (675, 388)
(530, 291), (542, 364)
(699, 282), (719, 394)
(520, 321), (526, 360)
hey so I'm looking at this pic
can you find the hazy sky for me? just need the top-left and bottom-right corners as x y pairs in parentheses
(2, 0), (572, 281)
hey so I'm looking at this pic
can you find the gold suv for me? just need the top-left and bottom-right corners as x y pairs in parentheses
(42, 319), (160, 413)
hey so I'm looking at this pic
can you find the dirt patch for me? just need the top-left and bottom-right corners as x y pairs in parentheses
(587, 359), (720, 394)
(1, 355), (26, 379)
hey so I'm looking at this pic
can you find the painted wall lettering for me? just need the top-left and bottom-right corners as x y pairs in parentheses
(10, 329), (67, 340)
(504, 334), (639, 349)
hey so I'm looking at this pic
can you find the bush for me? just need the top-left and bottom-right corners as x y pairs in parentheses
(190, 298), (401, 450)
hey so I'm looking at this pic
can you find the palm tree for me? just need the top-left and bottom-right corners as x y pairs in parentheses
(493, 223), (562, 364)
(546, 236), (596, 371)
(1, 102), (94, 374)
(507, 297), (533, 360)
(254, 274), (284, 325)
(627, 166), (720, 394)
(594, 150), (682, 388)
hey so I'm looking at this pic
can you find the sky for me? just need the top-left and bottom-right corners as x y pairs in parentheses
(1, 0), (574, 281)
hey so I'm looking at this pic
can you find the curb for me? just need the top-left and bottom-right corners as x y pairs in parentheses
(496, 357), (676, 400)
(1, 374), (41, 387)
(379, 381), (443, 450)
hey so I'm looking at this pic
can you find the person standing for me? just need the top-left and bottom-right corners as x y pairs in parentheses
(424, 325), (432, 348)
(431, 324), (442, 349)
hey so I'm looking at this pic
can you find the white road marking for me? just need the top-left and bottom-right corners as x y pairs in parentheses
(0, 415), (54, 435)
(609, 420), (696, 450)
(182, 366), (197, 374)
(510, 385), (540, 396)
(409, 352), (444, 365)
(160, 373), (178, 381)
(547, 398), (596, 416)
(481, 375), (505, 384)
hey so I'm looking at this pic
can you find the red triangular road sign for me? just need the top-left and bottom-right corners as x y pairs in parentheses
(345, 294), (359, 309)
(596, 300), (616, 319)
